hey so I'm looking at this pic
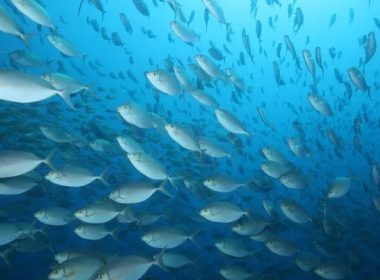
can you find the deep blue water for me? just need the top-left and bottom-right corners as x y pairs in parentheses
(0, 0), (380, 279)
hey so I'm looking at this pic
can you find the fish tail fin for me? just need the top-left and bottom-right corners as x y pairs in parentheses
(57, 89), (75, 110)
(158, 179), (173, 199)
(154, 248), (169, 272)
(189, 229), (202, 249)
(82, 54), (88, 63)
(110, 225), (122, 240)
(21, 33), (35, 48)
(168, 177), (180, 191)
(44, 149), (56, 170)
(97, 166), (111, 186)
(0, 248), (13, 267)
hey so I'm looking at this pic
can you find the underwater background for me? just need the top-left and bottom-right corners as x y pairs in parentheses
(0, 0), (380, 279)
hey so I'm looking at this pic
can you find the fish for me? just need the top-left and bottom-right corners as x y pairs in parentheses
(94, 253), (166, 280)
(347, 67), (371, 97)
(131, 0), (150, 17)
(46, 33), (84, 58)
(265, 238), (298, 257)
(170, 20), (199, 44)
(364, 31), (376, 66)
(194, 54), (226, 80)
(74, 200), (125, 224)
(315, 47), (324, 74)
(109, 181), (170, 204)
(327, 177), (351, 198)
(200, 201), (248, 223)
(0, 70), (75, 108)
(0, 175), (38, 195)
(203, 0), (226, 24)
(34, 207), (74, 226)
(0, 150), (54, 178)
(41, 72), (92, 94)
(165, 124), (200, 152)
(74, 223), (118, 240)
(203, 174), (245, 192)
(329, 14), (337, 27)
(215, 108), (249, 136)
(142, 226), (197, 249)
(280, 200), (312, 224)
(11, 0), (55, 30)
(117, 102), (155, 129)
(145, 69), (182, 95)
(308, 92), (333, 116)
(242, 28), (254, 63)
(48, 256), (104, 280)
(0, 5), (34, 46)
(119, 13), (133, 34)
(45, 166), (109, 187)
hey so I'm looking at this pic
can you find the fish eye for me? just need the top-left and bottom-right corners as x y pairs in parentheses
(53, 270), (59, 275)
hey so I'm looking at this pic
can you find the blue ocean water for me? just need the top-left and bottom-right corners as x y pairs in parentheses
(0, 0), (380, 279)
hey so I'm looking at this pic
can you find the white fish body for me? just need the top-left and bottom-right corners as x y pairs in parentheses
(94, 255), (161, 280)
(117, 102), (154, 129)
(46, 33), (83, 57)
(0, 5), (33, 45)
(48, 256), (104, 280)
(0, 70), (74, 108)
(195, 54), (225, 79)
(173, 65), (193, 91)
(11, 0), (55, 29)
(74, 200), (124, 224)
(41, 72), (91, 94)
(327, 177), (351, 198)
(280, 200), (312, 224)
(0, 150), (54, 178)
(265, 238), (298, 257)
(0, 175), (37, 195)
(34, 207), (74, 226)
(109, 181), (169, 204)
(189, 89), (218, 107)
(116, 136), (144, 153)
(260, 160), (289, 179)
(200, 201), (247, 223)
(215, 108), (249, 136)
(308, 92), (333, 116)
(170, 20), (199, 43)
(198, 137), (229, 158)
(161, 252), (193, 268)
(127, 152), (167, 180)
(145, 70), (181, 95)
(165, 124), (200, 152)
(40, 126), (71, 143)
(142, 226), (193, 249)
(203, 175), (244, 192)
(0, 223), (24, 246)
(74, 223), (115, 240)
(45, 166), (108, 187)
(215, 239), (251, 258)
(203, 0), (226, 24)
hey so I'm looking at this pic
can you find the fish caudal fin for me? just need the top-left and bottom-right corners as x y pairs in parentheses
(58, 89), (75, 110)
(44, 149), (56, 170)
(158, 179), (173, 199)
(20, 33), (35, 48)
(154, 248), (169, 272)
(97, 166), (111, 186)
